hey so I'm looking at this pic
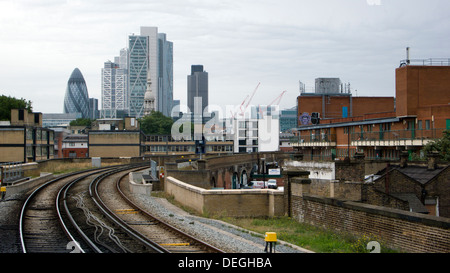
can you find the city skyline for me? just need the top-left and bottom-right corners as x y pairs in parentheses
(1, 0), (450, 115)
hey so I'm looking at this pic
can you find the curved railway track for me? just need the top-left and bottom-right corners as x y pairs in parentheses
(92, 168), (225, 253)
(19, 164), (225, 253)
(19, 168), (111, 253)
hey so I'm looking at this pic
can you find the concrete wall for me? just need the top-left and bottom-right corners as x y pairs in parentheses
(165, 176), (284, 217)
(284, 161), (335, 179)
(128, 171), (152, 195)
(4, 172), (54, 198)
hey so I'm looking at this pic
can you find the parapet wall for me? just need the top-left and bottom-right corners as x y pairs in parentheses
(165, 176), (284, 217)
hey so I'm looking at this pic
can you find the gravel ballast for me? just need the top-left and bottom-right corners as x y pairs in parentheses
(128, 193), (311, 253)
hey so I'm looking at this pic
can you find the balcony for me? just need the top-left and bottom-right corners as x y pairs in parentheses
(351, 128), (446, 147)
(290, 134), (336, 147)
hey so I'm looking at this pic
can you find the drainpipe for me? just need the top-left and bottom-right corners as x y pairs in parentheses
(385, 163), (390, 194)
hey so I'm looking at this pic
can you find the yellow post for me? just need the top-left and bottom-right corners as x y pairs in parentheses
(264, 232), (277, 253)
(1, 186), (6, 200)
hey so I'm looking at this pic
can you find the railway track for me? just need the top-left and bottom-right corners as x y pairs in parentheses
(19, 168), (110, 253)
(93, 169), (225, 253)
(19, 163), (225, 253)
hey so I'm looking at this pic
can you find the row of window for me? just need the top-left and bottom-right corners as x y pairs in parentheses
(143, 145), (233, 153)
(238, 121), (258, 129)
(238, 129), (258, 137)
(26, 145), (55, 158)
(26, 128), (54, 141)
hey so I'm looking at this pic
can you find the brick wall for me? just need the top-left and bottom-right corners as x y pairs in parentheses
(335, 155), (365, 182)
(288, 179), (450, 253)
(425, 166), (450, 218)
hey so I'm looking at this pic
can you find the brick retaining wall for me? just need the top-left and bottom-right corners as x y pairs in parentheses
(289, 179), (450, 253)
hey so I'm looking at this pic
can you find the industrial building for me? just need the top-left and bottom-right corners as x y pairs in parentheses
(293, 60), (450, 161)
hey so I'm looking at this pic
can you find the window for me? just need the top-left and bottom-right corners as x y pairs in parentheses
(26, 128), (33, 140)
(425, 120), (431, 130)
(418, 120), (423, 130)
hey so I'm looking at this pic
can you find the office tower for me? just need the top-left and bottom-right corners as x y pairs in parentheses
(64, 68), (90, 119)
(158, 33), (173, 117)
(102, 27), (173, 118)
(280, 106), (298, 132)
(128, 26), (174, 118)
(101, 58), (128, 118)
(89, 98), (99, 120)
(187, 65), (208, 113)
(139, 27), (159, 117)
(128, 33), (149, 118)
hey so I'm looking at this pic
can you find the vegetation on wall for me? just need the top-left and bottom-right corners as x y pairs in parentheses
(423, 129), (450, 162)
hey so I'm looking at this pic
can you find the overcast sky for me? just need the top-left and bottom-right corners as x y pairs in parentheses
(1, 0), (449, 115)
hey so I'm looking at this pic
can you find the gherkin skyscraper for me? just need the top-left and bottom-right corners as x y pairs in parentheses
(63, 68), (90, 119)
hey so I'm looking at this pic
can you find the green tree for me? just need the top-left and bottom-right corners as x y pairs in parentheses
(0, 95), (33, 121)
(70, 118), (93, 127)
(423, 130), (450, 162)
(139, 111), (174, 135)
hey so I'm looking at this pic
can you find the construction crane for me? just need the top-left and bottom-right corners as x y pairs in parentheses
(269, 90), (287, 106)
(230, 82), (260, 119)
(240, 82), (260, 115)
(259, 90), (287, 118)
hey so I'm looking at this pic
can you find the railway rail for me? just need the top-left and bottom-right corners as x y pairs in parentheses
(102, 171), (225, 253)
(18, 163), (225, 253)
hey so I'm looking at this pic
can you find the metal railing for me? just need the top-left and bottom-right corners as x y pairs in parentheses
(400, 58), (450, 67)
(290, 134), (337, 144)
(350, 128), (446, 142)
(0, 162), (24, 185)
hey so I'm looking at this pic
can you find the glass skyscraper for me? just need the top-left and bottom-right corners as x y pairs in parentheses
(63, 68), (90, 119)
(187, 65), (208, 113)
(128, 34), (149, 118)
(101, 26), (174, 119)
(158, 33), (173, 117)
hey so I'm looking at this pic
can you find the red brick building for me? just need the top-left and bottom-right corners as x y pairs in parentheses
(294, 61), (450, 161)
(62, 134), (88, 158)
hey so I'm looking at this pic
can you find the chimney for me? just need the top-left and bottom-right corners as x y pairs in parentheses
(427, 151), (439, 171)
(406, 47), (410, 65)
